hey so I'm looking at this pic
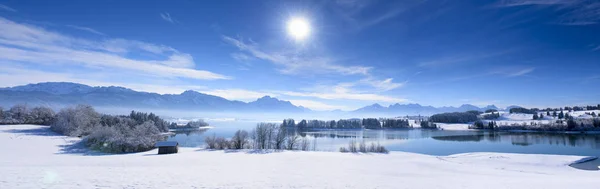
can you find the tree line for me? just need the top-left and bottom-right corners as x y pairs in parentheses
(205, 123), (388, 153)
(282, 118), (412, 129)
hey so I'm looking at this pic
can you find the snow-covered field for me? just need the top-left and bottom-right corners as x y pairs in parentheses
(1, 125), (598, 189)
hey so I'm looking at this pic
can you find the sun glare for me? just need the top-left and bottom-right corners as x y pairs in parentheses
(287, 17), (310, 41)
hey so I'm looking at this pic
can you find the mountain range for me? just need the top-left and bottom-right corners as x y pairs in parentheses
(0, 82), (512, 115)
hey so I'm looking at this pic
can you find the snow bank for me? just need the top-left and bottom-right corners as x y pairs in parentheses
(1, 125), (598, 189)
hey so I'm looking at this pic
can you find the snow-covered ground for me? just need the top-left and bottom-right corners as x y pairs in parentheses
(1, 125), (598, 189)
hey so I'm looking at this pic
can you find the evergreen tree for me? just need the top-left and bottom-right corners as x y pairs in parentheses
(539, 113), (544, 119)
(546, 111), (550, 116)
(553, 111), (557, 117)
(558, 111), (564, 119)
(533, 114), (539, 120)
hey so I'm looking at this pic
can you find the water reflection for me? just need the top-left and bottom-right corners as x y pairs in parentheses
(432, 132), (600, 149)
(167, 122), (600, 156)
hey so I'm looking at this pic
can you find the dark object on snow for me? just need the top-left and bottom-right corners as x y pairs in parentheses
(155, 141), (179, 154)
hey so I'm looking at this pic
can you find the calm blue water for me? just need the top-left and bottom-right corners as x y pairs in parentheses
(167, 121), (600, 156)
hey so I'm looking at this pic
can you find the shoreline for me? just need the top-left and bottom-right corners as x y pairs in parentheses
(2, 124), (599, 188)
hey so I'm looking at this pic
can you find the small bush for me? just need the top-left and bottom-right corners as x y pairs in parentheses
(215, 137), (230, 150)
(205, 134), (218, 149)
(341, 141), (388, 153)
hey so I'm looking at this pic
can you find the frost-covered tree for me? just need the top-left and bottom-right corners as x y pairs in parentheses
(9, 104), (29, 123)
(28, 106), (56, 125)
(185, 120), (209, 128)
(51, 105), (101, 136)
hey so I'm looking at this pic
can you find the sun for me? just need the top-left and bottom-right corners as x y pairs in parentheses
(287, 17), (311, 41)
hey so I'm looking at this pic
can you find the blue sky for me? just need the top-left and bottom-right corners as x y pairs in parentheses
(0, 0), (599, 110)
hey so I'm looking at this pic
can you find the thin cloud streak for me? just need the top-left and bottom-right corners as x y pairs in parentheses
(66, 25), (106, 36)
(495, 0), (600, 25)
(160, 12), (176, 23)
(0, 4), (16, 12)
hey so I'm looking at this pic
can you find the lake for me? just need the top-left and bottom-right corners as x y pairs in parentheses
(167, 121), (600, 156)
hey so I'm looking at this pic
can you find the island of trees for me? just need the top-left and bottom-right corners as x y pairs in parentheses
(0, 104), (206, 153)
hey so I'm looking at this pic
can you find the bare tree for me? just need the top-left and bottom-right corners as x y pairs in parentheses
(359, 140), (367, 153)
(273, 126), (287, 150)
(300, 138), (310, 151)
(205, 134), (218, 149)
(348, 140), (357, 152)
(231, 130), (249, 149)
(286, 134), (300, 150)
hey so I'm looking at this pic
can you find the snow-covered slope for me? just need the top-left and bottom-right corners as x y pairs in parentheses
(1, 125), (598, 189)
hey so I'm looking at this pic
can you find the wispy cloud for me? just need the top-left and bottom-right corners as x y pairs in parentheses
(160, 12), (176, 24)
(419, 51), (512, 68)
(222, 36), (372, 75)
(222, 35), (406, 94)
(423, 67), (536, 85)
(66, 25), (106, 36)
(0, 17), (230, 80)
(496, 0), (577, 7)
(0, 4), (16, 12)
(230, 52), (253, 62)
(495, 0), (600, 25)
(506, 67), (535, 77)
(333, 0), (418, 30)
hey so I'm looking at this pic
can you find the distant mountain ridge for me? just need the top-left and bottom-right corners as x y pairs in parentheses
(1, 82), (505, 115)
(0, 82), (305, 112)
(352, 103), (500, 115)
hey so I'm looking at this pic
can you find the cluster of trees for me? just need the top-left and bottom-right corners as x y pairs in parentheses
(470, 120), (497, 129)
(483, 112), (501, 120)
(539, 104), (600, 112)
(381, 118), (411, 129)
(509, 107), (536, 114)
(470, 118), (600, 131)
(485, 109), (498, 113)
(168, 120), (210, 129)
(0, 104), (56, 125)
(51, 107), (172, 153)
(420, 121), (438, 129)
(283, 118), (412, 130)
(429, 112), (479, 123)
(339, 140), (388, 153)
(205, 123), (312, 151)
(0, 104), (186, 153)
(533, 113), (545, 120)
